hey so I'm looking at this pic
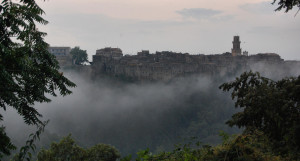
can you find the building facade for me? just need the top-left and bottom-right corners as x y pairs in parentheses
(48, 47), (73, 66)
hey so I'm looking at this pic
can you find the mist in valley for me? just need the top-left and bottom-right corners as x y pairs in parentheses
(2, 62), (300, 158)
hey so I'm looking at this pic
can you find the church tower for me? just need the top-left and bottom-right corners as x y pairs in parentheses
(231, 36), (242, 56)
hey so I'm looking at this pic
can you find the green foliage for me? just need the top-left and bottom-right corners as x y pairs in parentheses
(120, 154), (132, 161)
(17, 120), (49, 161)
(70, 46), (88, 65)
(0, 0), (75, 158)
(37, 135), (120, 161)
(129, 132), (288, 161)
(0, 127), (16, 158)
(203, 132), (285, 161)
(122, 141), (203, 161)
(272, 0), (300, 13)
(219, 71), (300, 158)
(86, 144), (120, 161)
(37, 135), (85, 161)
(218, 130), (230, 145)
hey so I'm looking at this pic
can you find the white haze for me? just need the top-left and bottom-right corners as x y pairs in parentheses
(3, 71), (236, 155)
(2, 61), (300, 156)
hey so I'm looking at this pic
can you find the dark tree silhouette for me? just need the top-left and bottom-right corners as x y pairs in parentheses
(220, 71), (300, 157)
(0, 0), (75, 158)
(70, 46), (88, 65)
(272, 0), (300, 13)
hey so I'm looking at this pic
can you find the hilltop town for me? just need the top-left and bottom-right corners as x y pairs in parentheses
(49, 36), (300, 81)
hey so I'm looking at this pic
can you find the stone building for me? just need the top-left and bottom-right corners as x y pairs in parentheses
(96, 47), (123, 59)
(88, 36), (297, 81)
(48, 46), (73, 66)
(243, 51), (249, 56)
(232, 36), (242, 56)
(92, 46), (285, 81)
(137, 50), (150, 56)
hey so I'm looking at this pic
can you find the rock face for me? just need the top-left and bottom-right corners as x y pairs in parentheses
(91, 47), (299, 81)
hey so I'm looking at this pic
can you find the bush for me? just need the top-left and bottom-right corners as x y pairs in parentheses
(37, 135), (120, 161)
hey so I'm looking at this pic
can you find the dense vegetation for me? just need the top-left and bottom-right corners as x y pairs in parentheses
(36, 135), (120, 161)
(70, 47), (88, 65)
(0, 0), (75, 160)
(220, 71), (300, 158)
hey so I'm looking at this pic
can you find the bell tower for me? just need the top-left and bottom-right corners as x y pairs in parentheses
(231, 36), (242, 56)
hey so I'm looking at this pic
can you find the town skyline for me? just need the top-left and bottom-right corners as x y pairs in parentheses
(37, 0), (300, 61)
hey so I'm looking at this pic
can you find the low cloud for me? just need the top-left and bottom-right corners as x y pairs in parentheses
(240, 2), (275, 14)
(176, 8), (222, 20)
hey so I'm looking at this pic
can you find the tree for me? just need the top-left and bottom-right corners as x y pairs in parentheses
(70, 46), (88, 65)
(37, 135), (86, 161)
(0, 127), (15, 158)
(272, 0), (300, 13)
(86, 144), (120, 161)
(0, 0), (75, 158)
(37, 135), (120, 161)
(219, 71), (300, 158)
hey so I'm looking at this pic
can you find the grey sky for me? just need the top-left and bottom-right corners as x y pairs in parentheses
(37, 0), (300, 60)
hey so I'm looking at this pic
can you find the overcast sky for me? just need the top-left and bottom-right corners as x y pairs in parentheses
(37, 0), (300, 60)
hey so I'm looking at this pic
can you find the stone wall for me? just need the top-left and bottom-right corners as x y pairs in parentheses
(91, 50), (289, 81)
